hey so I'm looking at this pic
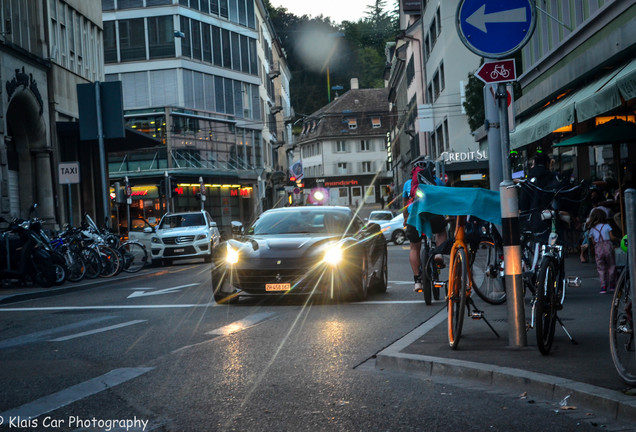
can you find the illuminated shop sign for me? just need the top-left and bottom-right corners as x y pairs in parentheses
(441, 150), (488, 163)
(320, 179), (360, 187)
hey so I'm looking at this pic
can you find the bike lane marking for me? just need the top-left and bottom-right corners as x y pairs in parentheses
(0, 367), (153, 421)
(0, 316), (116, 350)
(48, 320), (147, 342)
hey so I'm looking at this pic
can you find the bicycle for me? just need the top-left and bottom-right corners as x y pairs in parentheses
(609, 236), (635, 386)
(419, 233), (442, 305)
(470, 220), (506, 305)
(518, 179), (585, 354)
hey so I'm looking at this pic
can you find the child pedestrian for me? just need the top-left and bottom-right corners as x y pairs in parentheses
(587, 208), (617, 294)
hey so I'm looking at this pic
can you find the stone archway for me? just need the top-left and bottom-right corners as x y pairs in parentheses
(5, 86), (55, 222)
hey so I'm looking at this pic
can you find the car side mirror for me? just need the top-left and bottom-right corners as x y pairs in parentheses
(210, 221), (217, 228)
(143, 226), (154, 233)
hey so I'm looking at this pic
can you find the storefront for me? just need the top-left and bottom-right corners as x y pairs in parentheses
(301, 175), (392, 207)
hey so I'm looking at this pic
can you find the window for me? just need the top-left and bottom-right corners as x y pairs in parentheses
(361, 161), (372, 173)
(119, 18), (146, 61)
(336, 141), (347, 152)
(148, 16), (175, 59)
(103, 21), (117, 63)
(371, 117), (381, 128)
(337, 162), (348, 174)
(360, 140), (370, 151)
(348, 118), (357, 129)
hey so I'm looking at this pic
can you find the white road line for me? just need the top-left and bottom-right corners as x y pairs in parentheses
(48, 320), (147, 342)
(207, 312), (275, 336)
(0, 367), (153, 420)
(0, 316), (115, 349)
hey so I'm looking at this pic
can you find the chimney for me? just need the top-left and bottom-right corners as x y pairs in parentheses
(350, 78), (359, 89)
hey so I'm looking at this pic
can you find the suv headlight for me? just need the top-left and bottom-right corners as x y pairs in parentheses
(151, 237), (162, 244)
(195, 233), (208, 241)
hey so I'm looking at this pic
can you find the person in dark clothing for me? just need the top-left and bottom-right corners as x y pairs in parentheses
(519, 153), (559, 235)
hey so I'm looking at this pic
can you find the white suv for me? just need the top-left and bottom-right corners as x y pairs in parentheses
(144, 211), (220, 265)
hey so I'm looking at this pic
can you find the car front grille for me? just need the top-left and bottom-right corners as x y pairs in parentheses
(163, 235), (195, 245)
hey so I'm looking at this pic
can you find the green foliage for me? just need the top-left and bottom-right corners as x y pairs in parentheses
(265, 0), (399, 117)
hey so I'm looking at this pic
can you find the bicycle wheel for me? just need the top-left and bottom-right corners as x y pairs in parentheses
(420, 242), (432, 305)
(121, 241), (148, 273)
(448, 247), (468, 350)
(64, 250), (86, 282)
(535, 257), (558, 355)
(81, 247), (102, 279)
(471, 240), (506, 305)
(609, 268), (635, 386)
(98, 245), (121, 277)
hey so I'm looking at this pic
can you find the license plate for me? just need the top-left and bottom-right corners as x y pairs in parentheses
(173, 248), (185, 253)
(266, 283), (290, 292)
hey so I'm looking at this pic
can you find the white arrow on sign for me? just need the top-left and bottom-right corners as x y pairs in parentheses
(466, 5), (527, 33)
(128, 283), (198, 298)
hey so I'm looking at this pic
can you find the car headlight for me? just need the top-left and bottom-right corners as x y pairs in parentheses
(322, 243), (343, 266)
(195, 233), (208, 241)
(226, 244), (239, 265)
(151, 237), (162, 244)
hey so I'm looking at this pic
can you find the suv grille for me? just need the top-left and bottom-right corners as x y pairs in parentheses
(163, 235), (195, 245)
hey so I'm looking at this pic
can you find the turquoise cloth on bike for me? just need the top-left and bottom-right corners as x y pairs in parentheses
(407, 184), (502, 237)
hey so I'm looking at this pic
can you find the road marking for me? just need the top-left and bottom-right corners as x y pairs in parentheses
(0, 316), (115, 349)
(128, 283), (199, 298)
(207, 312), (275, 336)
(48, 320), (147, 342)
(0, 367), (153, 420)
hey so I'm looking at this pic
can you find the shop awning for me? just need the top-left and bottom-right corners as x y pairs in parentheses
(510, 58), (636, 150)
(553, 118), (636, 147)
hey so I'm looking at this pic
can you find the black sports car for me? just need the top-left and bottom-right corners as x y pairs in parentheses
(211, 206), (388, 303)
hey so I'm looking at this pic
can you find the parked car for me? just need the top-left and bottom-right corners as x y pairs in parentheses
(366, 210), (395, 224)
(211, 206), (388, 304)
(130, 211), (220, 265)
(379, 214), (406, 245)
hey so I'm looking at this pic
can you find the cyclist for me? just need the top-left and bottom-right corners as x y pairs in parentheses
(402, 157), (448, 292)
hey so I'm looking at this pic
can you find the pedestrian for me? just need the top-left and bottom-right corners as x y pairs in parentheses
(587, 207), (617, 294)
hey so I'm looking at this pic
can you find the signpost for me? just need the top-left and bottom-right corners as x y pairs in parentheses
(59, 162), (80, 226)
(457, 0), (536, 349)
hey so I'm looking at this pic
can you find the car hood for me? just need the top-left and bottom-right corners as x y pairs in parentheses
(156, 226), (208, 236)
(224, 234), (346, 258)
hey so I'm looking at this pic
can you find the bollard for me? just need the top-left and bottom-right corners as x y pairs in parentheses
(497, 83), (526, 348)
(625, 189), (636, 367)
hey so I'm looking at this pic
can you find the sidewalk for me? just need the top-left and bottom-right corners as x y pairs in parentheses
(376, 256), (636, 424)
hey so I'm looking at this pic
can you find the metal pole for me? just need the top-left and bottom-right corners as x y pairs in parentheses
(125, 176), (131, 237)
(164, 171), (170, 214)
(624, 189), (636, 366)
(199, 176), (205, 211)
(67, 183), (73, 227)
(497, 82), (526, 348)
(485, 81), (503, 192)
(95, 82), (110, 228)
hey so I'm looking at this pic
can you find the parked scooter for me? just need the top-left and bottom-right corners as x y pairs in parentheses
(0, 210), (58, 288)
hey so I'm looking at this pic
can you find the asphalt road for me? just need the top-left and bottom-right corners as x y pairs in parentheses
(0, 246), (628, 431)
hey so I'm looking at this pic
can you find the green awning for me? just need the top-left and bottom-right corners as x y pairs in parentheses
(554, 119), (636, 147)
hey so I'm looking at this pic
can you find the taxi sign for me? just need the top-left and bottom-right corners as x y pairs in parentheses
(456, 0), (536, 58)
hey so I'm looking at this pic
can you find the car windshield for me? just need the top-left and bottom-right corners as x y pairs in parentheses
(248, 209), (353, 235)
(159, 213), (205, 229)
(369, 212), (393, 221)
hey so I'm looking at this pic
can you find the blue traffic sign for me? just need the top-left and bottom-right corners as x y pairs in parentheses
(456, 0), (536, 58)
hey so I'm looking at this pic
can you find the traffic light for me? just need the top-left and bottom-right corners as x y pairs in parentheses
(168, 176), (183, 197)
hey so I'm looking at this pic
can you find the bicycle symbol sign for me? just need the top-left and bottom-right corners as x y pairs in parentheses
(474, 59), (516, 84)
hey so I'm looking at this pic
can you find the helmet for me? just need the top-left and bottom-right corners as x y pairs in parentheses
(412, 157), (436, 185)
(620, 235), (627, 253)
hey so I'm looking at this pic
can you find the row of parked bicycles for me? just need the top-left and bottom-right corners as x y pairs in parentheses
(415, 180), (634, 386)
(0, 205), (148, 288)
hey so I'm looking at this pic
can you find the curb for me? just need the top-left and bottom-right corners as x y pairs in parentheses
(375, 309), (636, 424)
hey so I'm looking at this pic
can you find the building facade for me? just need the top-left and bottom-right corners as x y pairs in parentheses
(0, 0), (105, 228)
(293, 85), (392, 209)
(509, 0), (635, 191)
(386, 0), (482, 190)
(102, 0), (291, 232)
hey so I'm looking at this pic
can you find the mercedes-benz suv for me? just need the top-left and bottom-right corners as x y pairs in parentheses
(147, 211), (220, 265)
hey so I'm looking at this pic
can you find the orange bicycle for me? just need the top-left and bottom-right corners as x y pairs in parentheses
(435, 215), (500, 349)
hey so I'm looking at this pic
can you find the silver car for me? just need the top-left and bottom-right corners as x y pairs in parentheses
(379, 214), (406, 245)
